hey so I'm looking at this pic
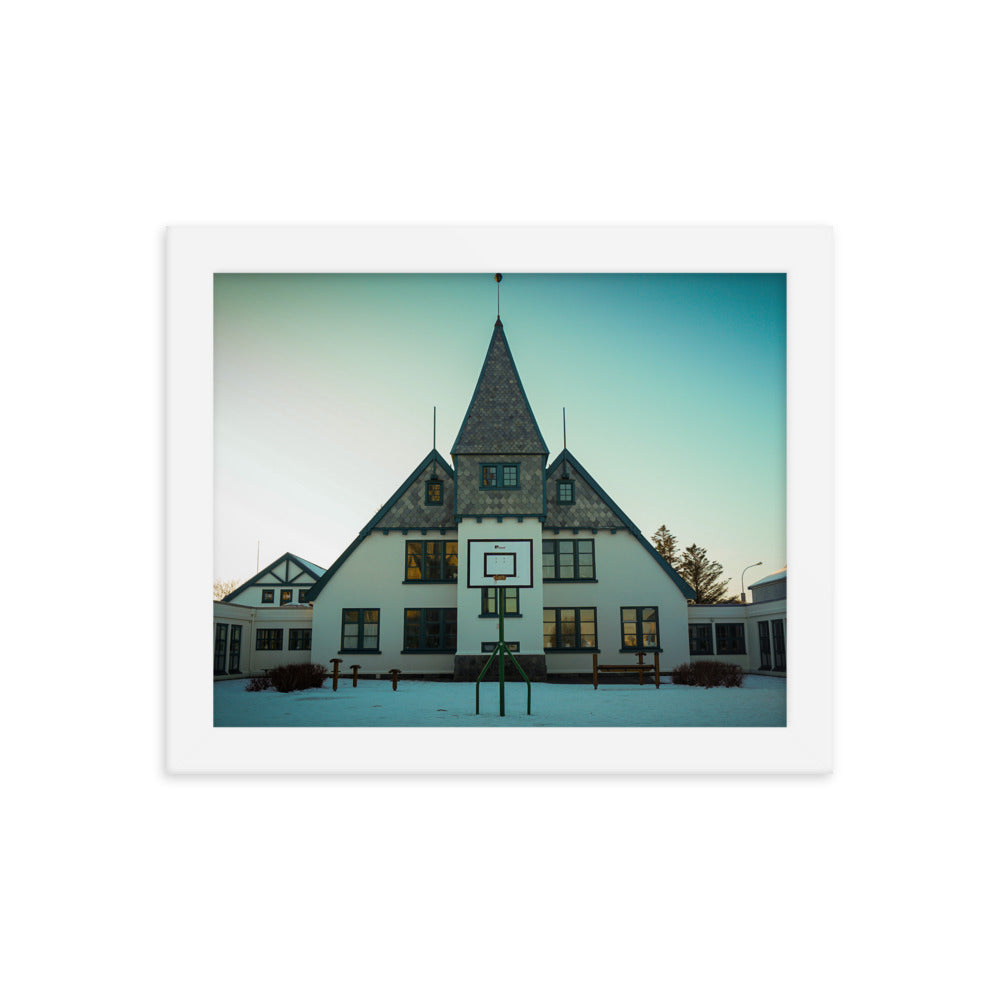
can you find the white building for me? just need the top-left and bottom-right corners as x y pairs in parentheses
(214, 318), (786, 680)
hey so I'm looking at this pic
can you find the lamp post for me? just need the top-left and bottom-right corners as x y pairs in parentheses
(741, 561), (762, 604)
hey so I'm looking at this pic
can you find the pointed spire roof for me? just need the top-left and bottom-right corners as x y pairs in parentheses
(451, 318), (548, 456)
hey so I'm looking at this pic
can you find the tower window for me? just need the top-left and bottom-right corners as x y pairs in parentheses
(425, 479), (443, 505)
(557, 479), (575, 504)
(480, 463), (520, 490)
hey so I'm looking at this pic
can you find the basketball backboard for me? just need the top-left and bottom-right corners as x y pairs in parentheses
(466, 539), (534, 588)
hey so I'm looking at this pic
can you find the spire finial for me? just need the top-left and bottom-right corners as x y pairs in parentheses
(494, 273), (502, 317)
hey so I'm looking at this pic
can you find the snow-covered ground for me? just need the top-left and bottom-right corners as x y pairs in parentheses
(214, 674), (786, 727)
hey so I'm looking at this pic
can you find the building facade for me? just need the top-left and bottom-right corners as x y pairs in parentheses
(214, 318), (786, 680)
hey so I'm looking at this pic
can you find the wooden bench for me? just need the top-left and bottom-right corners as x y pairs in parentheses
(592, 651), (660, 688)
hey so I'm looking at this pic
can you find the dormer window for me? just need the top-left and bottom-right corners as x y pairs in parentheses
(261, 589), (274, 604)
(557, 479), (575, 504)
(425, 478), (443, 505)
(481, 463), (520, 490)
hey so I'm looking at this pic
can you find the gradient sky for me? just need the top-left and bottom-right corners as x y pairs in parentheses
(214, 273), (786, 596)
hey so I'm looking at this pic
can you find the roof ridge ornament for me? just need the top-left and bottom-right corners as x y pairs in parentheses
(494, 272), (502, 318)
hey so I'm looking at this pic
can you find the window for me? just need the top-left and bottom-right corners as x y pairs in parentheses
(482, 641), (520, 653)
(405, 540), (459, 581)
(758, 620), (772, 670)
(261, 589), (274, 604)
(542, 539), (595, 580)
(256, 628), (283, 651)
(689, 623), (713, 656)
(543, 607), (597, 650)
(280, 589), (293, 606)
(714, 622), (746, 655)
(556, 479), (574, 504)
(621, 607), (659, 650)
(425, 479), (443, 505)
(298, 589), (310, 603)
(341, 609), (380, 651)
(289, 628), (312, 651)
(772, 619), (785, 671)
(403, 608), (457, 652)
(480, 463), (520, 489)
(481, 588), (519, 617)
(228, 625), (242, 673)
(214, 623), (228, 675)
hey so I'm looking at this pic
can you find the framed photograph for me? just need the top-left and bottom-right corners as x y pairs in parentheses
(167, 225), (832, 773)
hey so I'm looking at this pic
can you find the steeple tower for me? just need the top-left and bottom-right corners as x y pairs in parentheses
(451, 317), (548, 519)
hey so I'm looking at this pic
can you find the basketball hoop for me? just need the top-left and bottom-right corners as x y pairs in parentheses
(492, 575), (507, 583)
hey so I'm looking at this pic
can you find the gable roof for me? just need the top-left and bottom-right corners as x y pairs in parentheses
(451, 318), (548, 456)
(223, 552), (328, 603)
(545, 449), (696, 600)
(307, 450), (454, 601)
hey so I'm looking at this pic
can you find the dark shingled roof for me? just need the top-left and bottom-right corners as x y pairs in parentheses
(451, 318), (548, 456)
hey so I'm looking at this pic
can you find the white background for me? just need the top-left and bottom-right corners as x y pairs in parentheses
(4, 2), (997, 999)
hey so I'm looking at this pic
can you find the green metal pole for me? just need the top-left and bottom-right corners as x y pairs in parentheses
(498, 585), (505, 717)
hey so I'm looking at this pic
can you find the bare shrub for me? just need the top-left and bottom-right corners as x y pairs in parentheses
(671, 661), (743, 688)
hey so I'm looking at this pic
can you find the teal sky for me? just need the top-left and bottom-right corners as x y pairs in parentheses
(214, 273), (786, 595)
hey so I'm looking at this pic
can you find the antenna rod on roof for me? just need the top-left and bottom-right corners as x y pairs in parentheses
(433, 406), (437, 474)
(494, 273), (502, 318)
(563, 407), (567, 451)
(257, 540), (260, 573)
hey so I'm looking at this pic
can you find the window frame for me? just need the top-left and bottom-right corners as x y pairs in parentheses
(255, 628), (283, 651)
(261, 589), (275, 604)
(480, 587), (520, 618)
(280, 589), (293, 606)
(758, 620), (772, 670)
(556, 479), (575, 505)
(228, 624), (242, 673)
(214, 623), (228, 675)
(405, 539), (459, 583)
(543, 606), (598, 652)
(542, 538), (596, 581)
(619, 606), (660, 652)
(688, 623), (713, 656)
(714, 622), (747, 655)
(479, 462), (521, 490)
(425, 478), (443, 506)
(298, 588), (311, 603)
(288, 628), (312, 651)
(402, 608), (458, 653)
(340, 608), (381, 653)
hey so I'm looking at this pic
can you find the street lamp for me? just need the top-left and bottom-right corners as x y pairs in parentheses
(741, 561), (762, 604)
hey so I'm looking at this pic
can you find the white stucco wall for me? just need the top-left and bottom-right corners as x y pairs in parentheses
(312, 531), (460, 674)
(457, 519), (544, 656)
(541, 529), (690, 674)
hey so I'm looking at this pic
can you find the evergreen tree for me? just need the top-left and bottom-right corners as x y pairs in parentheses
(651, 524), (679, 564)
(677, 544), (731, 603)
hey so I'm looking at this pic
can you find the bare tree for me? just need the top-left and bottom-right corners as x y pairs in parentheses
(213, 578), (242, 601)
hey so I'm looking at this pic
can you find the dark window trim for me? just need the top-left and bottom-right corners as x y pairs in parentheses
(543, 606), (598, 651)
(542, 538), (596, 581)
(402, 607), (458, 653)
(714, 622), (747, 655)
(481, 641), (520, 653)
(298, 589), (311, 603)
(214, 623), (228, 674)
(556, 479), (575, 505)
(280, 589), (293, 606)
(340, 608), (381, 653)
(619, 606), (660, 652)
(480, 587), (521, 618)
(688, 623), (713, 656)
(261, 589), (275, 604)
(425, 479), (443, 506)
(288, 628), (313, 651)
(255, 627), (284, 651)
(479, 462), (521, 490)
(758, 620), (772, 670)
(228, 624), (242, 674)
(405, 539), (459, 583)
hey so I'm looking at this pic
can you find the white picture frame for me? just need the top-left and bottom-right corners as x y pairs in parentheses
(167, 224), (833, 774)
